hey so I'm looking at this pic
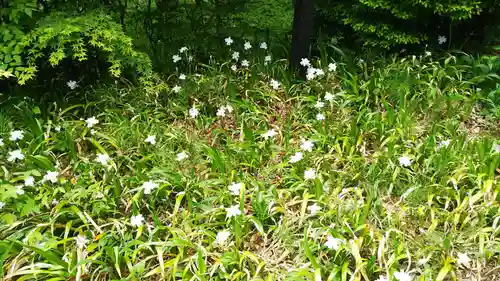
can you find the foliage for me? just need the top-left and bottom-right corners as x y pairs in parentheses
(124, 0), (292, 72)
(235, 0), (293, 32)
(19, 12), (152, 84)
(0, 0), (151, 85)
(317, 0), (500, 49)
(1, 40), (500, 280)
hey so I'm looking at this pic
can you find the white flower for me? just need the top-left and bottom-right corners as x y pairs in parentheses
(214, 230), (231, 246)
(225, 37), (233, 46)
(438, 139), (450, 148)
(325, 235), (343, 250)
(494, 144), (500, 153)
(145, 135), (156, 145)
(142, 181), (159, 194)
(225, 205), (241, 218)
(241, 60), (249, 67)
(67, 80), (78, 90)
(96, 153), (110, 165)
(179, 46), (188, 53)
(300, 139), (314, 152)
(55, 126), (61, 132)
(228, 182), (243, 196)
(398, 156), (412, 167)
(306, 67), (323, 80)
(43, 171), (58, 183)
(10, 130), (24, 141)
(270, 79), (280, 90)
(231, 65), (237, 71)
(173, 85), (181, 93)
(217, 105), (233, 117)
(316, 113), (325, 121)
(457, 252), (471, 268)
(179, 74), (186, 80)
(216, 107), (226, 117)
(324, 92), (334, 101)
(75, 235), (88, 249)
(0, 138), (3, 146)
(244, 41), (252, 50)
(300, 58), (310, 67)
(7, 149), (24, 162)
(172, 54), (182, 63)
(438, 35), (447, 45)
(25, 176), (35, 186)
(52, 199), (58, 205)
(307, 203), (321, 214)
(308, 67), (323, 80)
(328, 63), (337, 72)
(177, 151), (189, 161)
(290, 152), (303, 163)
(417, 257), (429, 266)
(90, 129), (96, 135)
(130, 214), (144, 227)
(393, 271), (412, 281)
(262, 129), (278, 140)
(86, 117), (99, 128)
(315, 101), (325, 109)
(232, 51), (240, 61)
(425, 51), (432, 57)
(188, 55), (193, 62)
(264, 55), (272, 63)
(189, 107), (199, 118)
(0, 202), (5, 209)
(259, 42), (267, 49)
(16, 185), (24, 195)
(375, 276), (388, 281)
(304, 168), (316, 180)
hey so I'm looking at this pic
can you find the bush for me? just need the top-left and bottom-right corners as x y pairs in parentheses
(0, 0), (151, 85)
(317, 0), (500, 49)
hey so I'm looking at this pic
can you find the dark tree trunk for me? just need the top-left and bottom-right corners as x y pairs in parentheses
(119, 0), (127, 31)
(290, 0), (314, 77)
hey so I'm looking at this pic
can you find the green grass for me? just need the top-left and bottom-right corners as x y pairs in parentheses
(0, 45), (500, 281)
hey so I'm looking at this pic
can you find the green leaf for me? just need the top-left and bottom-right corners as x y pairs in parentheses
(0, 184), (17, 200)
(27, 155), (54, 170)
(4, 53), (12, 63)
(1, 213), (17, 224)
(197, 248), (206, 280)
(3, 33), (13, 42)
(32, 106), (41, 115)
(24, 8), (33, 17)
(249, 217), (264, 234)
(13, 242), (67, 268)
(303, 227), (319, 268)
(436, 262), (451, 281)
(242, 122), (254, 142)
(18, 197), (39, 216)
(0, 241), (15, 277)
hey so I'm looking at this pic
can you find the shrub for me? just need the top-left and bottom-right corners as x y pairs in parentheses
(317, 0), (500, 49)
(0, 0), (151, 85)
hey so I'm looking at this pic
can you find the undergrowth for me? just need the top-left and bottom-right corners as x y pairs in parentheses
(0, 41), (499, 281)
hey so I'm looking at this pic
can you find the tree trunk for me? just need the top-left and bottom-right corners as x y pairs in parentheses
(290, 0), (314, 77)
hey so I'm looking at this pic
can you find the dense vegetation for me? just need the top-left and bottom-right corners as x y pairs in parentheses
(1, 1), (499, 281)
